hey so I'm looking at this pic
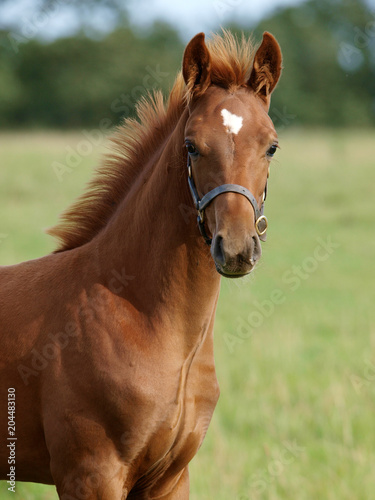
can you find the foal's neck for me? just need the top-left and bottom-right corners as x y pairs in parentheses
(94, 110), (221, 341)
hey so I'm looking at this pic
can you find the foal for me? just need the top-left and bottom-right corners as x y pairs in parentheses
(0, 31), (282, 498)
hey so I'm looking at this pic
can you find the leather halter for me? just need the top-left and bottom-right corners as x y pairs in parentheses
(187, 154), (268, 245)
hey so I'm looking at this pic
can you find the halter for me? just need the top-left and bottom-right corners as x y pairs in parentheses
(187, 154), (268, 245)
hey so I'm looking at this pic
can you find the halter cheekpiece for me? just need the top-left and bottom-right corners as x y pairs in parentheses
(187, 153), (268, 245)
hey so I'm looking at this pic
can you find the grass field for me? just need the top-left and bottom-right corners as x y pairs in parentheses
(1, 129), (374, 499)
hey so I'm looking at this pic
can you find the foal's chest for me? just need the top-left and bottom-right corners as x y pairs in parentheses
(87, 303), (220, 488)
(130, 344), (220, 488)
(107, 331), (220, 486)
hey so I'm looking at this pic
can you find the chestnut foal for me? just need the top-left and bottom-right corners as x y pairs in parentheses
(0, 31), (282, 498)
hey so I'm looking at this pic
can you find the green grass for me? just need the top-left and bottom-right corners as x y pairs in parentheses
(1, 129), (374, 499)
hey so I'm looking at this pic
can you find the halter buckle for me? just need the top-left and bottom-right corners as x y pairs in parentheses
(255, 215), (268, 237)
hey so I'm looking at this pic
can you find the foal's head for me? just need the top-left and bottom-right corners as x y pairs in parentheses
(182, 32), (282, 278)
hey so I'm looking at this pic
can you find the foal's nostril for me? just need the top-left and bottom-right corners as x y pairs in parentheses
(212, 233), (262, 272)
(212, 235), (226, 266)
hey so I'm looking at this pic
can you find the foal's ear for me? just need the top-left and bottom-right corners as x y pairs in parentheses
(248, 32), (282, 107)
(183, 33), (211, 98)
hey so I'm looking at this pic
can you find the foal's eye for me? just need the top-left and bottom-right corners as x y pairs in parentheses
(267, 144), (278, 158)
(185, 141), (199, 156)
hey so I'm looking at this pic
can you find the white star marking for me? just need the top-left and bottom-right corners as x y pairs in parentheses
(220, 108), (243, 135)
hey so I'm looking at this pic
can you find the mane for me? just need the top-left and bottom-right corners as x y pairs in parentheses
(48, 30), (256, 252)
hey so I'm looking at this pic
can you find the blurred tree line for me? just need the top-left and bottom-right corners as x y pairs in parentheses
(0, 0), (374, 129)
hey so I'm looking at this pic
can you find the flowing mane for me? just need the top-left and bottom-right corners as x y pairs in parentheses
(48, 31), (256, 252)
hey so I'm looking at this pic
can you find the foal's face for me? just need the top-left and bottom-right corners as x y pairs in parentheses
(183, 32), (282, 277)
(185, 86), (278, 277)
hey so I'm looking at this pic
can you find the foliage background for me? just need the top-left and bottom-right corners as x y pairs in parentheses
(0, 0), (374, 129)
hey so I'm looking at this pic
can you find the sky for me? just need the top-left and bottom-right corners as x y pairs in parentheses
(126, 0), (306, 39)
(0, 0), (307, 42)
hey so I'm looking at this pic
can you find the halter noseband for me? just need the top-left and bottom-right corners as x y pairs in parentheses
(187, 154), (268, 245)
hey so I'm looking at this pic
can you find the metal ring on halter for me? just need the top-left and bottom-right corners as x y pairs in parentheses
(255, 215), (268, 237)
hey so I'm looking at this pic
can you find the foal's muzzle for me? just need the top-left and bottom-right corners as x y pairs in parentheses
(211, 232), (262, 278)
